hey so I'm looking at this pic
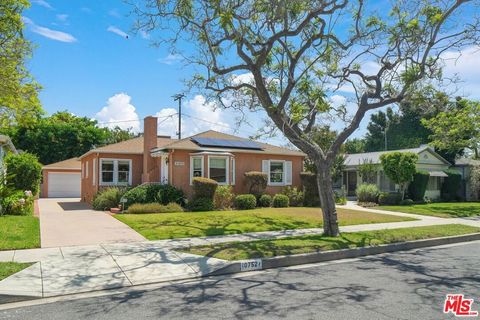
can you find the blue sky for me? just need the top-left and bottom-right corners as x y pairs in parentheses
(24, 0), (480, 145)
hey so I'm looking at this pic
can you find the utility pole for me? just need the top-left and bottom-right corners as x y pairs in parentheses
(173, 93), (185, 139)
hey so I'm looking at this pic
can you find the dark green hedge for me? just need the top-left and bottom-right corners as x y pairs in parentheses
(441, 170), (462, 201)
(408, 170), (429, 201)
(300, 172), (320, 207)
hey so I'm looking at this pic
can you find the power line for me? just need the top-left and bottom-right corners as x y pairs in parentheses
(96, 114), (177, 125)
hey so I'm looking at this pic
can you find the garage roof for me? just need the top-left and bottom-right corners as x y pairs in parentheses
(43, 157), (81, 171)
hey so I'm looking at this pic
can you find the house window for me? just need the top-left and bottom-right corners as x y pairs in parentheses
(209, 157), (228, 184)
(190, 156), (204, 185)
(427, 176), (438, 190)
(269, 161), (285, 184)
(100, 159), (131, 185)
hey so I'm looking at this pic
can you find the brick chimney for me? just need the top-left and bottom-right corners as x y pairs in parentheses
(142, 116), (158, 183)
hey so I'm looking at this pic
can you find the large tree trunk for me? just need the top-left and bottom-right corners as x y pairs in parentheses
(316, 165), (340, 237)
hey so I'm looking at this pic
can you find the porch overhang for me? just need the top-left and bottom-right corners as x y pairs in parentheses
(150, 148), (168, 157)
(189, 151), (234, 156)
(429, 171), (448, 177)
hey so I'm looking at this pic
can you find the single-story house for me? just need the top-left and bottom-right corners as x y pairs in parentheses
(0, 135), (17, 174)
(79, 116), (306, 203)
(41, 157), (82, 198)
(452, 158), (480, 201)
(338, 145), (451, 200)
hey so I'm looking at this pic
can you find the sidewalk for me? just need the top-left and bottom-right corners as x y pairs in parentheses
(1, 204), (479, 300)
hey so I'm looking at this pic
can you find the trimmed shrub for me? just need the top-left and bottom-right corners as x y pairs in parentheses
(258, 194), (272, 207)
(1, 190), (34, 215)
(127, 202), (184, 214)
(187, 197), (214, 212)
(92, 187), (127, 211)
(244, 172), (268, 198)
(400, 199), (414, 206)
(355, 184), (380, 203)
(300, 172), (320, 207)
(273, 194), (289, 208)
(122, 184), (184, 208)
(282, 186), (304, 207)
(441, 170), (462, 201)
(234, 194), (257, 210)
(408, 170), (429, 201)
(378, 192), (402, 205)
(213, 185), (234, 210)
(192, 177), (218, 200)
(334, 191), (347, 205)
(4, 153), (42, 195)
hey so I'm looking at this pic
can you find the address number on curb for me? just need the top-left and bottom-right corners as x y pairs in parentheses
(240, 259), (262, 271)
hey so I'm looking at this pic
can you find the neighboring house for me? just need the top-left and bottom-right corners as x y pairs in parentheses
(0, 135), (17, 175)
(79, 116), (306, 203)
(41, 158), (82, 198)
(339, 145), (451, 200)
(452, 158), (480, 201)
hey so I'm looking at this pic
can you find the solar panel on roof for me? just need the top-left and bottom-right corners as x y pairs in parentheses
(191, 137), (263, 150)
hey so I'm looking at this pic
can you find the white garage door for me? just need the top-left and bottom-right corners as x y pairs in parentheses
(48, 172), (81, 198)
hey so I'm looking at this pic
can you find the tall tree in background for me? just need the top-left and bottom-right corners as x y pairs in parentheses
(0, 0), (43, 128)
(1, 112), (135, 164)
(133, 0), (480, 236)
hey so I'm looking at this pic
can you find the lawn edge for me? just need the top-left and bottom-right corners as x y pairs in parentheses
(207, 232), (480, 276)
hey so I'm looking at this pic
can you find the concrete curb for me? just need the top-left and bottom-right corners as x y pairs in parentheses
(209, 233), (480, 276)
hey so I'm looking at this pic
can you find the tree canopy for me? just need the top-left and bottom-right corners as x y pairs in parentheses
(380, 152), (418, 199)
(1, 112), (135, 164)
(132, 0), (480, 236)
(0, 0), (43, 128)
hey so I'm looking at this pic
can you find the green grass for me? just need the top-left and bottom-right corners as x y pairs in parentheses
(0, 216), (40, 251)
(380, 202), (480, 218)
(0, 262), (33, 281)
(115, 207), (416, 240)
(182, 224), (480, 260)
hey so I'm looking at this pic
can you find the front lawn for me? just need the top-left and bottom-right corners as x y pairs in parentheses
(379, 202), (480, 218)
(182, 224), (480, 260)
(115, 207), (416, 240)
(0, 262), (33, 281)
(0, 216), (40, 251)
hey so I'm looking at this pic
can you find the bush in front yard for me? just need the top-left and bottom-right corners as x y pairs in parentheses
(408, 170), (429, 201)
(300, 172), (320, 206)
(127, 202), (183, 214)
(273, 194), (289, 208)
(441, 170), (462, 201)
(92, 187), (127, 211)
(122, 184), (185, 208)
(234, 194), (257, 210)
(192, 177), (218, 200)
(378, 192), (402, 205)
(187, 197), (214, 212)
(213, 185), (234, 210)
(258, 194), (272, 207)
(1, 190), (34, 215)
(244, 172), (268, 198)
(4, 153), (42, 195)
(356, 184), (380, 203)
(282, 186), (304, 207)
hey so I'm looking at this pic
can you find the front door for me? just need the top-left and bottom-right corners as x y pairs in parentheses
(160, 156), (169, 184)
(347, 171), (357, 196)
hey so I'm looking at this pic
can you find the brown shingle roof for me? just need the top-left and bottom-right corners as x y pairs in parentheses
(43, 157), (81, 170)
(79, 136), (175, 159)
(157, 130), (306, 156)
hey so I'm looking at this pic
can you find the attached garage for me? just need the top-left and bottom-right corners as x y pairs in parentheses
(41, 158), (81, 198)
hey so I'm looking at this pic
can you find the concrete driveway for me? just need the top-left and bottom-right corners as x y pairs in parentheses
(39, 198), (145, 248)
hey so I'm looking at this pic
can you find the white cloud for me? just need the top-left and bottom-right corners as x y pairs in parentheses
(140, 30), (150, 40)
(158, 54), (182, 65)
(329, 94), (347, 108)
(95, 93), (141, 132)
(107, 26), (129, 39)
(56, 14), (68, 22)
(155, 95), (230, 137)
(22, 17), (77, 43)
(108, 9), (122, 18)
(31, 0), (52, 9)
(442, 46), (480, 98)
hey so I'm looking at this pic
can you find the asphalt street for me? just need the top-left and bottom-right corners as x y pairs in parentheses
(1, 242), (479, 320)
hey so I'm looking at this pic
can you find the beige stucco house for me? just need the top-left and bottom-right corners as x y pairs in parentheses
(338, 145), (451, 200)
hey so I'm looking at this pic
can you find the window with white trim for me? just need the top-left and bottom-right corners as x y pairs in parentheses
(269, 161), (285, 184)
(192, 157), (203, 178)
(209, 156), (228, 184)
(100, 159), (131, 185)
